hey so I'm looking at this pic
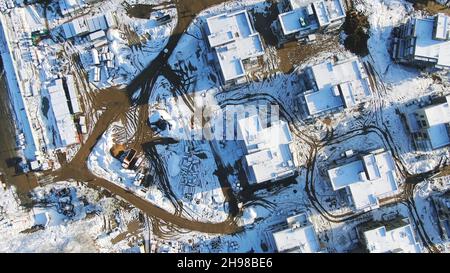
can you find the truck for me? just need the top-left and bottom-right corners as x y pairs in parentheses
(122, 149), (137, 169)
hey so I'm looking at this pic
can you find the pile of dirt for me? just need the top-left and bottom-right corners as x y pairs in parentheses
(126, 4), (157, 19)
(343, 10), (370, 57)
(110, 143), (126, 159)
(407, 0), (450, 15)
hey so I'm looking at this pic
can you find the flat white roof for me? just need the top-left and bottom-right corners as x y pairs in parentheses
(62, 15), (109, 38)
(206, 10), (264, 82)
(279, 7), (319, 36)
(327, 150), (399, 211)
(89, 30), (106, 41)
(364, 222), (422, 253)
(324, 0), (346, 21)
(414, 17), (450, 68)
(423, 95), (450, 126)
(65, 75), (81, 114)
(423, 95), (450, 149)
(304, 85), (344, 114)
(272, 213), (321, 253)
(313, 1), (330, 26)
(304, 57), (372, 115)
(48, 79), (78, 147)
(427, 124), (450, 149)
(279, 10), (304, 36)
(245, 144), (296, 184)
(435, 13), (450, 40)
(62, 17), (89, 38)
(87, 15), (108, 33)
(238, 115), (296, 184)
(238, 115), (293, 153)
(278, 0), (345, 36)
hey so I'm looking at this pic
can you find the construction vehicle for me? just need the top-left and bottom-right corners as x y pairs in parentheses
(122, 149), (137, 169)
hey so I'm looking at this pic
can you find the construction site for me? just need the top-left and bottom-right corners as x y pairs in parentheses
(0, 0), (449, 253)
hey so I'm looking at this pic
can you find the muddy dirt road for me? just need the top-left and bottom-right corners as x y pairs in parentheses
(0, 65), (38, 204)
(47, 0), (243, 235)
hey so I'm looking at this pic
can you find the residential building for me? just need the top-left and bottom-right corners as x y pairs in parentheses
(431, 191), (450, 241)
(406, 95), (450, 150)
(271, 213), (323, 253)
(327, 149), (399, 212)
(204, 9), (265, 87)
(275, 0), (346, 42)
(300, 56), (373, 117)
(237, 114), (296, 185)
(358, 217), (422, 253)
(392, 13), (450, 70)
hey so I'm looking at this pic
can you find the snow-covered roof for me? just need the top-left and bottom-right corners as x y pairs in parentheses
(289, 0), (309, 10)
(59, 0), (84, 16)
(272, 213), (321, 253)
(279, 4), (318, 36)
(88, 30), (106, 41)
(65, 75), (81, 114)
(48, 79), (78, 147)
(327, 150), (399, 212)
(434, 13), (450, 40)
(363, 221), (421, 253)
(104, 12), (117, 28)
(62, 15), (109, 38)
(423, 95), (450, 126)
(304, 56), (372, 116)
(30, 160), (40, 170)
(278, 0), (345, 36)
(427, 124), (450, 149)
(206, 9), (264, 82)
(413, 15), (450, 68)
(323, 0), (346, 22)
(244, 144), (296, 184)
(62, 17), (89, 38)
(238, 115), (293, 153)
(422, 95), (450, 149)
(238, 115), (296, 184)
(87, 15), (108, 33)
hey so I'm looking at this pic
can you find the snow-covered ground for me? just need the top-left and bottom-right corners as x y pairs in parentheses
(73, 0), (177, 88)
(0, 0), (177, 173)
(0, 182), (143, 252)
(131, 0), (450, 253)
(87, 121), (177, 215)
(2, 0), (450, 253)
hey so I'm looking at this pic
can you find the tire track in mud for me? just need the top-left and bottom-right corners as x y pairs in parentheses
(361, 55), (439, 252)
(215, 90), (368, 223)
(143, 142), (183, 217)
(304, 145), (371, 223)
(215, 90), (361, 222)
(35, 0), (249, 236)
